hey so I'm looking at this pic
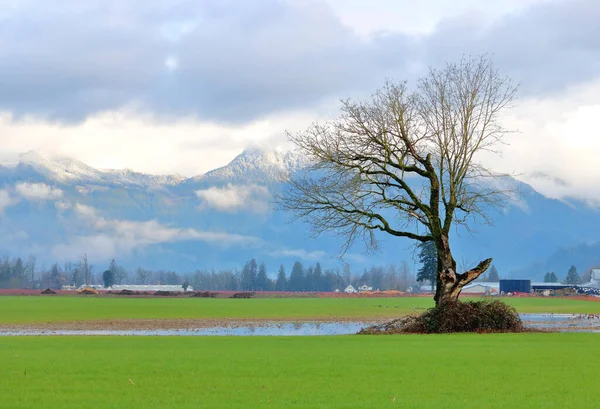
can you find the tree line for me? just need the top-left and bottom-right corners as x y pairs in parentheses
(0, 253), (420, 292)
(543, 265), (592, 285)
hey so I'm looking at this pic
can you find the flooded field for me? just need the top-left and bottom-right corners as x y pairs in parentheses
(1, 314), (599, 336)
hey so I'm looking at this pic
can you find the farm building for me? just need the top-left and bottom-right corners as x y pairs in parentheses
(344, 285), (357, 294)
(590, 269), (600, 287)
(500, 279), (531, 294)
(531, 282), (572, 291)
(358, 284), (373, 292)
(462, 282), (499, 295)
(109, 285), (194, 292)
(419, 285), (434, 294)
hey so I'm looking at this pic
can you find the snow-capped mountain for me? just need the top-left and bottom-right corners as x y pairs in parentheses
(13, 151), (186, 187)
(195, 147), (310, 184)
(1, 147), (600, 279)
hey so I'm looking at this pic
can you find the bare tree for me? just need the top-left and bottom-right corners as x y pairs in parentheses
(136, 267), (150, 285)
(278, 55), (517, 305)
(78, 254), (93, 285)
(26, 255), (36, 283)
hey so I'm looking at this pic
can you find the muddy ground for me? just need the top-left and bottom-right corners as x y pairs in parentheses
(0, 316), (391, 332)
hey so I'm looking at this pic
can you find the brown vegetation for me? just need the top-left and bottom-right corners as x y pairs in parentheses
(358, 300), (524, 334)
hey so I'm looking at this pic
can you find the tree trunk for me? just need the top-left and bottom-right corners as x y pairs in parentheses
(433, 236), (492, 305)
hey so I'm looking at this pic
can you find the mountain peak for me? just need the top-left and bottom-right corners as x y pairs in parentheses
(13, 151), (186, 187)
(18, 151), (100, 181)
(203, 147), (309, 182)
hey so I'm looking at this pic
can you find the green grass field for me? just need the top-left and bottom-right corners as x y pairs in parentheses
(1, 296), (600, 324)
(1, 333), (597, 408)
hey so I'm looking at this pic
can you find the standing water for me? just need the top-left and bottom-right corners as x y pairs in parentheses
(0, 314), (599, 336)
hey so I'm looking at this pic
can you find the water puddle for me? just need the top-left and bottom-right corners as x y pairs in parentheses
(0, 322), (370, 337)
(1, 314), (598, 336)
(520, 313), (600, 332)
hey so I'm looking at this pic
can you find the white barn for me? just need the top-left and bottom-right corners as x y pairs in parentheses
(109, 284), (194, 292)
(344, 285), (357, 294)
(590, 269), (600, 287)
(461, 282), (499, 295)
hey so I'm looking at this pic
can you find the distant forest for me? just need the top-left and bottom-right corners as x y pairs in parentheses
(2, 253), (591, 291)
(0, 254), (421, 292)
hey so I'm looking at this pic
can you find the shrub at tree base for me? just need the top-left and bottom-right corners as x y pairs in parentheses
(359, 300), (524, 334)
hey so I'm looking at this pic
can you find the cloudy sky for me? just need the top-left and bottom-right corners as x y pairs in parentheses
(1, 0), (600, 201)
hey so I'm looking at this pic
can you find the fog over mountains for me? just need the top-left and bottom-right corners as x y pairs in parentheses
(1, 148), (599, 280)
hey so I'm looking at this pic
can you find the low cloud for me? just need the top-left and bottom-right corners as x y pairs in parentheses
(196, 183), (270, 213)
(0, 189), (16, 213)
(15, 182), (63, 201)
(52, 203), (260, 262)
(267, 248), (328, 261)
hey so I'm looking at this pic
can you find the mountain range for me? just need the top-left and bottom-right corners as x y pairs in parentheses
(1, 148), (599, 280)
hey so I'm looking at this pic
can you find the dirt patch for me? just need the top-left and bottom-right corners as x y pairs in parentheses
(40, 288), (57, 295)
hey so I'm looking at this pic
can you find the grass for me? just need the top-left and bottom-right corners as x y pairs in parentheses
(1, 333), (598, 408)
(1, 296), (599, 324)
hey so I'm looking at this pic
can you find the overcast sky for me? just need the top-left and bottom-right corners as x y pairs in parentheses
(1, 0), (600, 201)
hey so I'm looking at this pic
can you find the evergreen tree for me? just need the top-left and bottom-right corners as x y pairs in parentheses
(256, 262), (269, 291)
(416, 241), (436, 290)
(240, 258), (258, 290)
(304, 266), (315, 291)
(314, 262), (324, 291)
(109, 259), (127, 284)
(564, 265), (582, 285)
(13, 257), (25, 279)
(487, 265), (500, 282)
(102, 269), (115, 288)
(275, 265), (287, 291)
(289, 261), (305, 291)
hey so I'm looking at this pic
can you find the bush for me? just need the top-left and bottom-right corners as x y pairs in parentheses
(359, 299), (524, 334)
(192, 291), (219, 298)
(231, 292), (255, 299)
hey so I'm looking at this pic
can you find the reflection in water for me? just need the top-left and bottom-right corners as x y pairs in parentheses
(0, 322), (371, 337)
(1, 314), (599, 336)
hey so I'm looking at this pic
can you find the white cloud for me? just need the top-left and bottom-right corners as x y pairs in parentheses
(196, 183), (270, 213)
(0, 189), (16, 213)
(15, 182), (63, 200)
(482, 78), (600, 202)
(54, 201), (72, 211)
(54, 203), (260, 262)
(267, 248), (328, 261)
(327, 0), (547, 36)
(0, 0), (599, 206)
(0, 109), (319, 177)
